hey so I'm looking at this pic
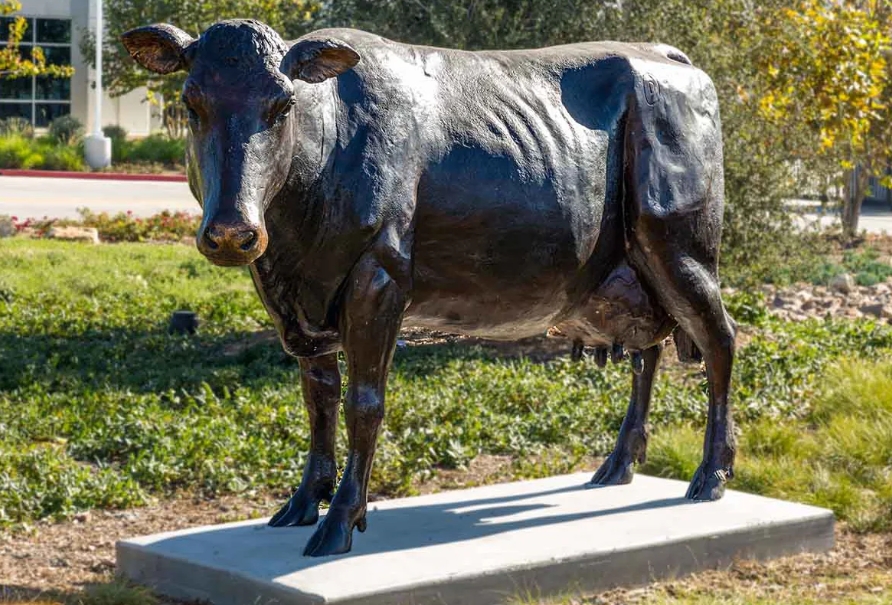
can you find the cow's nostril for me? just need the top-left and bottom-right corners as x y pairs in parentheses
(237, 230), (258, 251)
(202, 229), (221, 251)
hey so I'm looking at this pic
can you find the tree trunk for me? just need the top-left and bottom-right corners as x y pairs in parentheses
(842, 165), (871, 240)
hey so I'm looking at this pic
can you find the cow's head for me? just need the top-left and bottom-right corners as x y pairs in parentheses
(122, 20), (360, 266)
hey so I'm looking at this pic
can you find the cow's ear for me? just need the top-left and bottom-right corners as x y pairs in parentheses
(121, 24), (194, 75)
(281, 38), (360, 84)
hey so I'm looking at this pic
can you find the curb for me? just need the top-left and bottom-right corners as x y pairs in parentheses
(0, 169), (187, 183)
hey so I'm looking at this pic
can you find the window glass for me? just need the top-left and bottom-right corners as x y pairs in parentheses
(34, 47), (71, 100)
(36, 19), (70, 44)
(35, 76), (69, 100)
(1, 18), (72, 127)
(41, 46), (70, 65)
(0, 46), (32, 100)
(0, 103), (32, 121)
(0, 17), (22, 43)
(34, 103), (69, 127)
(0, 75), (32, 100)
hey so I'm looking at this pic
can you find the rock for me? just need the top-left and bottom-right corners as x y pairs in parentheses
(169, 310), (199, 335)
(74, 512), (91, 523)
(0, 216), (14, 238)
(830, 273), (855, 294)
(860, 303), (885, 318)
(47, 226), (100, 244)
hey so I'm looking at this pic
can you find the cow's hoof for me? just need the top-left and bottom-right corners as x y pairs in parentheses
(586, 451), (634, 487)
(685, 464), (730, 501)
(302, 509), (362, 557)
(268, 485), (331, 528)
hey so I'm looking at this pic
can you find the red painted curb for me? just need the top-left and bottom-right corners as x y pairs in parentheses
(0, 169), (187, 182)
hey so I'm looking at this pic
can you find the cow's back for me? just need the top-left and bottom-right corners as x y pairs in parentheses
(309, 29), (714, 338)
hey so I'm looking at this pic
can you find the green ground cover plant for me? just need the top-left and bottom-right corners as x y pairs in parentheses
(1, 239), (892, 531)
(763, 244), (892, 287)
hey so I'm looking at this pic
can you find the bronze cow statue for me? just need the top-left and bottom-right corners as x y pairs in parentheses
(123, 20), (736, 557)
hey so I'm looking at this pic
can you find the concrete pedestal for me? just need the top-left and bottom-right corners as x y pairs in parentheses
(84, 135), (112, 169)
(117, 474), (835, 605)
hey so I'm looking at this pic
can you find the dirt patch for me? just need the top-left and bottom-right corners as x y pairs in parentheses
(590, 531), (892, 604)
(0, 493), (279, 602)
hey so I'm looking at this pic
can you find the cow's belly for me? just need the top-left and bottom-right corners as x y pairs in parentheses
(404, 140), (609, 339)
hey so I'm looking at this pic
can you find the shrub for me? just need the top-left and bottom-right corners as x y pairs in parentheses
(102, 124), (129, 142)
(48, 115), (85, 145)
(42, 143), (86, 171)
(0, 116), (34, 139)
(0, 133), (84, 171)
(122, 134), (185, 167)
(0, 134), (45, 169)
(76, 208), (200, 242)
(103, 124), (132, 164)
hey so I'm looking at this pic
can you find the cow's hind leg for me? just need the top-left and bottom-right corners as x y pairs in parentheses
(623, 67), (735, 500)
(269, 353), (341, 527)
(632, 247), (736, 501)
(587, 343), (662, 486)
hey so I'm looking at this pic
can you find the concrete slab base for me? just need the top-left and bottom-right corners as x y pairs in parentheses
(117, 474), (835, 605)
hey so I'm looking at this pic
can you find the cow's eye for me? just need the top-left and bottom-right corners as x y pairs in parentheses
(271, 96), (295, 124)
(181, 96), (200, 123)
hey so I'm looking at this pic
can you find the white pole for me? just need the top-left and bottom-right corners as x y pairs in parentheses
(85, 0), (110, 168)
(93, 0), (102, 135)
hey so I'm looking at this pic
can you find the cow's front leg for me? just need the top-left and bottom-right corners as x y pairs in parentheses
(269, 353), (341, 527)
(303, 256), (404, 557)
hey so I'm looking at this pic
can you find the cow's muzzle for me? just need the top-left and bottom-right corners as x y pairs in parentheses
(196, 221), (268, 266)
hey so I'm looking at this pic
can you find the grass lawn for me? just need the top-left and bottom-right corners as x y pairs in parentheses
(1, 238), (891, 604)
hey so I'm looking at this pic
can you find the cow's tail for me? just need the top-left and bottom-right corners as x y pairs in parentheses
(620, 51), (703, 364)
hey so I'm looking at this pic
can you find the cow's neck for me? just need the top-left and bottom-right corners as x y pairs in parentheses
(254, 78), (354, 334)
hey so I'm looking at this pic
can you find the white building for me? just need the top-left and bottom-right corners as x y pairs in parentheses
(1, 0), (158, 135)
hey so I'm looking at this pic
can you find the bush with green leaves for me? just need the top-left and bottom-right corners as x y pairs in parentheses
(48, 114), (85, 146)
(103, 124), (129, 142)
(0, 133), (85, 171)
(116, 133), (185, 168)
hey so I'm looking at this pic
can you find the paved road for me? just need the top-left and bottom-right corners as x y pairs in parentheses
(791, 199), (892, 235)
(4, 176), (892, 235)
(0, 175), (198, 219)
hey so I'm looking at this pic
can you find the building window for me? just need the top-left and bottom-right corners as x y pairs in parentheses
(0, 17), (72, 126)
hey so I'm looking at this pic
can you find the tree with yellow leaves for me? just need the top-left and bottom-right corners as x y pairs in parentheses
(0, 0), (74, 79)
(754, 0), (891, 238)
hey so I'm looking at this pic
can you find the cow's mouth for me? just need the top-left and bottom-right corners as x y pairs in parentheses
(203, 251), (265, 267)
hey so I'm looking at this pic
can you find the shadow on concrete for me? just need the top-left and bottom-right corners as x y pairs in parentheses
(142, 483), (688, 580)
